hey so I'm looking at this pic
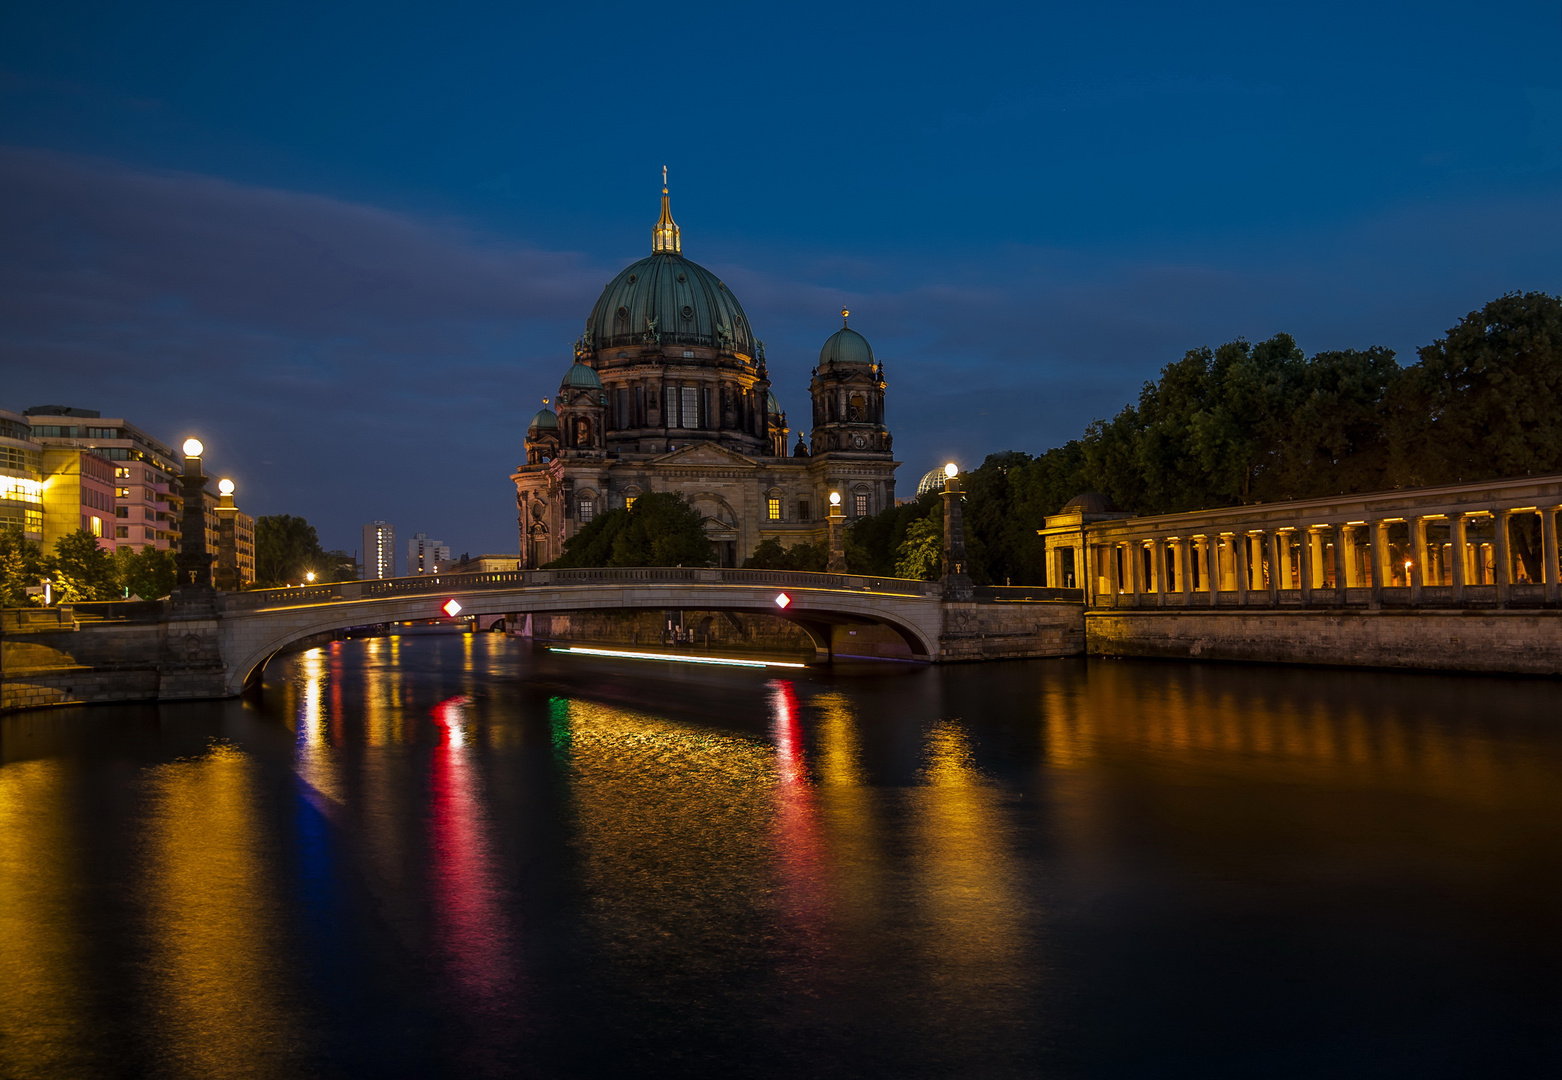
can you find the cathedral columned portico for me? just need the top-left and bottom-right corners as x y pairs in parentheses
(511, 181), (900, 566)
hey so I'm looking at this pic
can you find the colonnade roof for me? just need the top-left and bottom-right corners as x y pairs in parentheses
(1044, 473), (1562, 540)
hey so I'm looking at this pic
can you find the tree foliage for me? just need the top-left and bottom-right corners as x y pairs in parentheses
(254, 514), (328, 586)
(843, 291), (1562, 588)
(112, 546), (178, 600)
(547, 492), (713, 568)
(0, 525), (42, 606)
(742, 538), (828, 571)
(46, 530), (118, 602)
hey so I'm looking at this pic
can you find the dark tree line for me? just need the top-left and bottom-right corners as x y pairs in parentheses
(548, 492), (713, 568)
(845, 292), (1562, 585)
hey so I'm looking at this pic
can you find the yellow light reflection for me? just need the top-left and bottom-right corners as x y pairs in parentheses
(140, 743), (301, 1078)
(0, 761), (93, 1075)
(911, 720), (1028, 1003)
(295, 647), (345, 808)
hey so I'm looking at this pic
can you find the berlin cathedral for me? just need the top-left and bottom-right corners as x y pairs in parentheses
(511, 181), (901, 567)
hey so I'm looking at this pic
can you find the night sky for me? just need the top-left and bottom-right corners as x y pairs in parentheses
(2, 2), (1559, 557)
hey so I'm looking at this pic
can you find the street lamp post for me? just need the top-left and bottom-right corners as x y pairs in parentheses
(941, 462), (974, 601)
(827, 491), (847, 573)
(173, 438), (215, 603)
(214, 477), (240, 592)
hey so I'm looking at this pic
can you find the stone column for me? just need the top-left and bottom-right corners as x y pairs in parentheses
(1277, 531), (1293, 591)
(1128, 540), (1143, 606)
(1178, 538), (1193, 603)
(1155, 540), (1168, 607)
(1494, 509), (1512, 606)
(1369, 520), (1388, 608)
(940, 473), (974, 601)
(1309, 529), (1325, 590)
(1409, 516), (1427, 604)
(1332, 525), (1349, 603)
(1299, 528), (1314, 605)
(1543, 506), (1560, 606)
(1107, 541), (1121, 607)
(1266, 531), (1281, 604)
(1234, 534), (1249, 605)
(1451, 514), (1468, 604)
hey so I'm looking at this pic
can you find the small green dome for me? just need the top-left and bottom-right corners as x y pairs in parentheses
(527, 408), (558, 433)
(561, 362), (603, 389)
(766, 389), (782, 414)
(819, 326), (875, 367)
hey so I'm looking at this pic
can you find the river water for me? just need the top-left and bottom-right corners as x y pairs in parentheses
(2, 634), (1559, 1078)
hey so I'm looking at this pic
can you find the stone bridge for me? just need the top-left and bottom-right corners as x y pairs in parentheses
(1, 568), (1086, 711)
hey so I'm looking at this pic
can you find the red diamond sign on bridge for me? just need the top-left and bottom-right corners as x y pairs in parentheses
(774, 593), (791, 609)
(442, 598), (462, 618)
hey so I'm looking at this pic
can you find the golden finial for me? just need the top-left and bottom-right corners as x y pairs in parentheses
(542, 397), (549, 406)
(653, 167), (681, 253)
(841, 308), (850, 326)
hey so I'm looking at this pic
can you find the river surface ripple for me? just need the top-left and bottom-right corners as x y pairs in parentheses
(2, 634), (1560, 1078)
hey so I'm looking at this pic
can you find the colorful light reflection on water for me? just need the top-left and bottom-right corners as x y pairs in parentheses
(1, 636), (1561, 1077)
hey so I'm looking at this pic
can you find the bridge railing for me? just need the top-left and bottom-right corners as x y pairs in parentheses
(216, 566), (952, 611)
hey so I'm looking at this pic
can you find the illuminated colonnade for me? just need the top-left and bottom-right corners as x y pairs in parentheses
(1040, 474), (1562, 609)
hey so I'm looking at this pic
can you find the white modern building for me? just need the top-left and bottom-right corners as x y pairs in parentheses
(406, 532), (449, 575)
(361, 520), (396, 579)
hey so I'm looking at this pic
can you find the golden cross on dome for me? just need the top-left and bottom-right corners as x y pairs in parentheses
(841, 308), (850, 326)
(662, 164), (667, 192)
(542, 397), (549, 405)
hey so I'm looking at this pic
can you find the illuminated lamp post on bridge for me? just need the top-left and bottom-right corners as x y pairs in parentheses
(214, 478), (241, 592)
(941, 462), (974, 601)
(173, 438), (215, 605)
(827, 491), (847, 573)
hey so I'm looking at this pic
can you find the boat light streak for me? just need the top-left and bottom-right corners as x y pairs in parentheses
(549, 646), (806, 669)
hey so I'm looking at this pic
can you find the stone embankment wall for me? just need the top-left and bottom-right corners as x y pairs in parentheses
(1087, 609), (1562, 676)
(938, 601), (1085, 661)
(2, 607), (226, 712)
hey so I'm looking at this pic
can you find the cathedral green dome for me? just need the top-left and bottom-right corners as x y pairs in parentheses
(586, 252), (756, 358)
(561, 362), (603, 389)
(819, 326), (875, 367)
(527, 407), (558, 433)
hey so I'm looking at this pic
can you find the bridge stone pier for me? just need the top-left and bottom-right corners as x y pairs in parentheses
(1, 568), (1085, 711)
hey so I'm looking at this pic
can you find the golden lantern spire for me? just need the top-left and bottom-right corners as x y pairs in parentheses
(652, 165), (681, 254)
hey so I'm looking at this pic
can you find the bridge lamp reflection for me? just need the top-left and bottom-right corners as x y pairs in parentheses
(774, 592), (791, 609)
(442, 598), (463, 618)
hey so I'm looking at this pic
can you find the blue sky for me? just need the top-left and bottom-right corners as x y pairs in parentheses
(2, 1), (1559, 556)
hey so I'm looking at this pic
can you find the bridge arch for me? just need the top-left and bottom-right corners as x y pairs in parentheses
(221, 575), (945, 694)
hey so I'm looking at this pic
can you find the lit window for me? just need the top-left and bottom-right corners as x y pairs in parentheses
(89, 516), (103, 537)
(680, 385), (699, 429)
(767, 497), (781, 521)
(855, 492), (869, 516)
(578, 498), (595, 523)
(625, 496), (636, 511)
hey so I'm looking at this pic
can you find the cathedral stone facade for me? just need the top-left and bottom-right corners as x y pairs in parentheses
(511, 184), (899, 567)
